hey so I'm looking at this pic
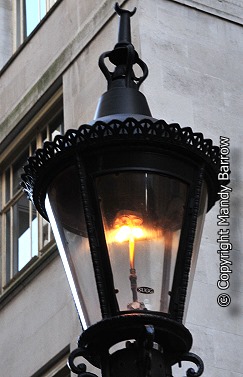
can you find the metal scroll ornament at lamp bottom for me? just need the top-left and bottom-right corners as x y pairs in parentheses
(67, 319), (204, 377)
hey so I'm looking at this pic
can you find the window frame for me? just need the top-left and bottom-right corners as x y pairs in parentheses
(13, 0), (59, 50)
(0, 90), (63, 294)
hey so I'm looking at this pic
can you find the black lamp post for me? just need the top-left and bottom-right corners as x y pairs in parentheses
(22, 3), (225, 377)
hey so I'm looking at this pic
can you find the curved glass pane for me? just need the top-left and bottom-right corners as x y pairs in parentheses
(183, 182), (208, 321)
(96, 172), (188, 314)
(46, 166), (100, 329)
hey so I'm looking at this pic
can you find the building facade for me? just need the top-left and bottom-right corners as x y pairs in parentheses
(0, 0), (243, 376)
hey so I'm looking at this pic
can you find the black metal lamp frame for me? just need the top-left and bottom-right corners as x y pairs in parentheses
(21, 3), (225, 377)
(22, 117), (220, 377)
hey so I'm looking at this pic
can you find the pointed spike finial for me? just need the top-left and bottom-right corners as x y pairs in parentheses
(114, 2), (137, 46)
(114, 2), (137, 17)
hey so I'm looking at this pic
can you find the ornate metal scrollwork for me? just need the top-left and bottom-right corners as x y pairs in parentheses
(178, 352), (204, 377)
(98, 2), (148, 90)
(21, 117), (221, 221)
(68, 347), (98, 377)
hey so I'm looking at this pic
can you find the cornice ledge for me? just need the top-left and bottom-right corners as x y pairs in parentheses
(169, 0), (243, 25)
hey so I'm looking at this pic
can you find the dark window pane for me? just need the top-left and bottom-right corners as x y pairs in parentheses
(13, 149), (29, 195)
(42, 217), (53, 247)
(50, 114), (64, 140)
(5, 210), (11, 283)
(31, 140), (37, 154)
(5, 168), (10, 203)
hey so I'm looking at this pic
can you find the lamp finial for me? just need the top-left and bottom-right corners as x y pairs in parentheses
(94, 2), (151, 119)
(114, 2), (136, 46)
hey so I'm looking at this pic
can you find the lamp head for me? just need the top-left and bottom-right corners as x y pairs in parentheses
(21, 3), (228, 376)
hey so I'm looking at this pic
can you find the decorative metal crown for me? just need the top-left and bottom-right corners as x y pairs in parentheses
(21, 117), (221, 220)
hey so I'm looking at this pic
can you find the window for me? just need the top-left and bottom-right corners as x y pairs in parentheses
(15, 0), (58, 49)
(25, 0), (58, 36)
(31, 347), (70, 377)
(1, 112), (63, 288)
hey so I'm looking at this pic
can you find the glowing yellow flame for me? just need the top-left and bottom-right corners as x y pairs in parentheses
(115, 225), (144, 243)
(114, 225), (144, 269)
(113, 212), (144, 270)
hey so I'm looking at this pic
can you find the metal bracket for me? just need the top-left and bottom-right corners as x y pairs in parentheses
(178, 352), (204, 376)
(68, 347), (98, 377)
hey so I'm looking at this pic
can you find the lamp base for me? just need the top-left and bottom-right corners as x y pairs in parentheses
(109, 340), (167, 377)
(68, 314), (204, 377)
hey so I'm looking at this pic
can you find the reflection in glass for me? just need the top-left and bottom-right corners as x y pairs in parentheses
(6, 210), (11, 283)
(46, 166), (100, 328)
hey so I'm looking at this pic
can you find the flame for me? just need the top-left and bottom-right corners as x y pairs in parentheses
(112, 212), (144, 269)
(115, 225), (144, 243)
(114, 225), (144, 268)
